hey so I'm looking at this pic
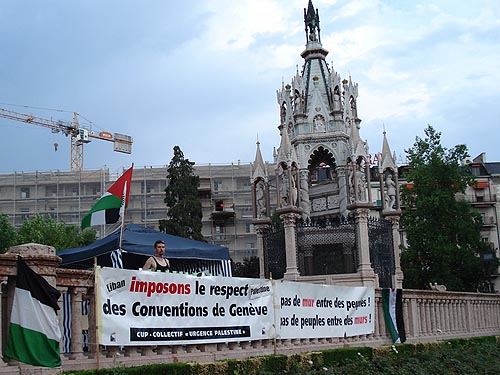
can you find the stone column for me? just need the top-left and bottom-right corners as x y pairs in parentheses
(299, 170), (310, 220)
(69, 287), (87, 359)
(277, 207), (302, 280)
(86, 288), (98, 359)
(385, 214), (404, 288)
(253, 220), (271, 279)
(409, 297), (420, 337)
(57, 287), (67, 356)
(337, 166), (348, 216)
(352, 207), (376, 286)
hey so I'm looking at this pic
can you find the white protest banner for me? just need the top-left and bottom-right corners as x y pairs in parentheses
(274, 280), (374, 339)
(96, 267), (274, 346)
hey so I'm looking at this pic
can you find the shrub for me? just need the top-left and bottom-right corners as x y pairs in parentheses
(321, 346), (373, 366)
(63, 336), (500, 375)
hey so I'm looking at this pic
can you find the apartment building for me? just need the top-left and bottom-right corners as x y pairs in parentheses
(467, 155), (500, 268)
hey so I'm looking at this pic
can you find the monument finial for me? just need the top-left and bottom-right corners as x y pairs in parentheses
(304, 0), (321, 44)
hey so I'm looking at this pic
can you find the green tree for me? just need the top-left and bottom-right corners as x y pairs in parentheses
(17, 215), (96, 250)
(400, 126), (496, 292)
(159, 146), (204, 241)
(0, 213), (17, 253)
(232, 256), (260, 278)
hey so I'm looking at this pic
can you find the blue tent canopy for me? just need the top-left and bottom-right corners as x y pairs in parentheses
(58, 224), (230, 266)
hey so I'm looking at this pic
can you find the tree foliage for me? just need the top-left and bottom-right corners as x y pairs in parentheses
(0, 213), (17, 253)
(16, 215), (96, 250)
(232, 256), (260, 278)
(400, 126), (497, 292)
(159, 146), (204, 241)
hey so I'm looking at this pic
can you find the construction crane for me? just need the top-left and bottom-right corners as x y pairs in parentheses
(0, 107), (133, 171)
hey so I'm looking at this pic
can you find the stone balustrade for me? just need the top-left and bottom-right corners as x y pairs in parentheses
(1, 244), (500, 374)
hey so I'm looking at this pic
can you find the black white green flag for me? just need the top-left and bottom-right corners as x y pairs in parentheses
(382, 288), (406, 344)
(4, 257), (62, 367)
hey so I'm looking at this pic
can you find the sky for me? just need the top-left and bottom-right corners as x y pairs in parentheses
(1, 0), (499, 174)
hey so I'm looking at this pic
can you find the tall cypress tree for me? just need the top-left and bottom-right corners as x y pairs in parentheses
(400, 126), (497, 292)
(159, 146), (204, 241)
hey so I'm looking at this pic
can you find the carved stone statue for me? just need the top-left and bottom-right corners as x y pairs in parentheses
(256, 180), (266, 218)
(384, 173), (397, 210)
(278, 165), (289, 208)
(293, 92), (301, 114)
(347, 164), (355, 204)
(333, 92), (340, 111)
(313, 116), (326, 132)
(280, 103), (286, 124)
(290, 172), (298, 206)
(355, 163), (367, 202)
(429, 282), (447, 292)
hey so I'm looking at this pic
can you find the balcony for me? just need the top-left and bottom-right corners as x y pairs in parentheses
(466, 194), (497, 204)
(198, 179), (212, 193)
(210, 208), (235, 220)
(482, 216), (497, 226)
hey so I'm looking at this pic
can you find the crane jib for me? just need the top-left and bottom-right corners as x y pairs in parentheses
(0, 107), (133, 170)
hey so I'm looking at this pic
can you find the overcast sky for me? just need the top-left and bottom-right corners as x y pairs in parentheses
(1, 0), (499, 174)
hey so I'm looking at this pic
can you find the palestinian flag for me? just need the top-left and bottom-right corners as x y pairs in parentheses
(81, 164), (133, 229)
(382, 288), (406, 343)
(4, 257), (62, 368)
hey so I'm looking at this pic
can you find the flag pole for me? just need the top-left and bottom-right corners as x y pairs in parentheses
(118, 163), (133, 251)
(118, 181), (128, 250)
(94, 267), (101, 370)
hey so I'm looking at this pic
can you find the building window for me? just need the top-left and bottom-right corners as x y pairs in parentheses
(241, 206), (252, 218)
(45, 187), (57, 197)
(245, 223), (254, 233)
(246, 242), (255, 249)
(239, 180), (251, 191)
(20, 207), (29, 213)
(213, 180), (222, 192)
(215, 225), (225, 240)
(471, 166), (481, 176)
(370, 166), (379, 181)
(20, 188), (30, 199)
